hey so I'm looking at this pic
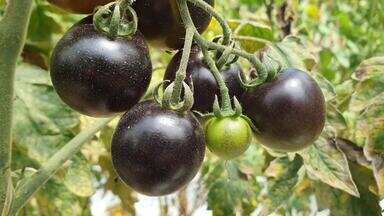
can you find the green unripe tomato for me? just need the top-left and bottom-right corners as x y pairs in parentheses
(205, 116), (252, 160)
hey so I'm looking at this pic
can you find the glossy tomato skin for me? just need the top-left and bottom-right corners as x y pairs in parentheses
(111, 101), (206, 196)
(164, 46), (244, 113)
(205, 117), (252, 160)
(241, 68), (326, 152)
(50, 17), (152, 117)
(133, 0), (214, 49)
(48, 0), (114, 14)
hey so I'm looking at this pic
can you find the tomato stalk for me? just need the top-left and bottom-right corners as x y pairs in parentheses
(0, 0), (33, 213)
(185, 0), (270, 88)
(170, 27), (195, 105)
(176, 0), (273, 114)
(201, 49), (232, 112)
(10, 117), (114, 214)
(187, 0), (232, 47)
(93, 0), (138, 39)
(177, 0), (233, 114)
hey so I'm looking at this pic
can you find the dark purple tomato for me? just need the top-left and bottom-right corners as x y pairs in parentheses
(111, 100), (206, 196)
(164, 46), (245, 113)
(50, 17), (152, 117)
(48, 0), (114, 14)
(132, 0), (214, 49)
(241, 68), (326, 152)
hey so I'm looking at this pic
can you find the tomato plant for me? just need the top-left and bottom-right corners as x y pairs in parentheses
(1, 0), (384, 215)
(164, 45), (244, 113)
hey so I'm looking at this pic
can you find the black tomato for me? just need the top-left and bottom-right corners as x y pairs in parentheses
(164, 46), (245, 113)
(48, 0), (114, 14)
(241, 68), (326, 152)
(111, 101), (206, 196)
(132, 0), (214, 49)
(50, 17), (152, 117)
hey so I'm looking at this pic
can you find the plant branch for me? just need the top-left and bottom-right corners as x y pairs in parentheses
(202, 49), (232, 112)
(187, 0), (231, 45)
(0, 0), (33, 213)
(10, 117), (114, 214)
(170, 26), (194, 104)
(186, 0), (266, 73)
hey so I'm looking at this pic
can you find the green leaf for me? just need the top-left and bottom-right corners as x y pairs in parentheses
(206, 19), (273, 53)
(260, 157), (303, 213)
(259, 36), (317, 72)
(12, 64), (95, 198)
(315, 163), (381, 216)
(229, 20), (274, 53)
(299, 137), (360, 197)
(346, 57), (384, 148)
(13, 63), (79, 163)
(62, 155), (94, 197)
(349, 56), (384, 113)
(34, 179), (89, 216)
(204, 145), (265, 215)
(207, 179), (247, 216)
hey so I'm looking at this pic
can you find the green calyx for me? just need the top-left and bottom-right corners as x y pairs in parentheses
(153, 80), (195, 113)
(93, 0), (138, 39)
(239, 53), (282, 90)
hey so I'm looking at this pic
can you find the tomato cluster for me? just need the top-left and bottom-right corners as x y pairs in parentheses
(164, 45), (244, 113)
(50, 0), (326, 196)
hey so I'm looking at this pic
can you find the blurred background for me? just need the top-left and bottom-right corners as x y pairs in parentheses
(1, 0), (384, 215)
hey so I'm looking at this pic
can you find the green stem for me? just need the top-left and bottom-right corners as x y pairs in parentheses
(187, 0), (231, 45)
(170, 26), (194, 104)
(0, 0), (33, 213)
(10, 117), (114, 214)
(180, 0), (267, 79)
(202, 49), (232, 112)
(179, 0), (232, 112)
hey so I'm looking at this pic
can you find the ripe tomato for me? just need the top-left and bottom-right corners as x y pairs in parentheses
(50, 17), (152, 117)
(132, 0), (214, 49)
(205, 116), (252, 159)
(241, 68), (326, 152)
(164, 46), (244, 113)
(111, 101), (206, 196)
(48, 0), (114, 14)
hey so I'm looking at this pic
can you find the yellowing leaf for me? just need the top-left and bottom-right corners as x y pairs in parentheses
(299, 137), (360, 197)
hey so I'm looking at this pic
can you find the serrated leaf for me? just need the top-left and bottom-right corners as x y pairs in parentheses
(344, 57), (384, 150)
(299, 137), (360, 197)
(315, 163), (381, 216)
(349, 56), (384, 113)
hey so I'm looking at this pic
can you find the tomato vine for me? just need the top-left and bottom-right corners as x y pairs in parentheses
(0, 0), (33, 214)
